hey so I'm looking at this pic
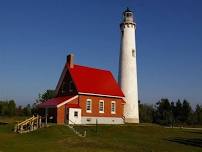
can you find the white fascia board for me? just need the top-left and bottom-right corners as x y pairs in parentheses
(55, 66), (67, 95)
(57, 95), (78, 108)
(78, 92), (124, 99)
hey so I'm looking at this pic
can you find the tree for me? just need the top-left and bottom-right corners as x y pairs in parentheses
(8, 100), (16, 116)
(195, 104), (202, 124)
(0, 102), (3, 115)
(154, 98), (172, 125)
(0, 101), (8, 115)
(181, 100), (192, 123)
(23, 104), (32, 116)
(175, 99), (182, 123)
(32, 89), (55, 115)
(31, 102), (39, 115)
(0, 100), (16, 116)
(139, 101), (154, 123)
(170, 101), (175, 127)
(16, 106), (23, 116)
(35, 90), (55, 104)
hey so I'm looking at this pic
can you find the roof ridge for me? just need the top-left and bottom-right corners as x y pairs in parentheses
(73, 64), (111, 73)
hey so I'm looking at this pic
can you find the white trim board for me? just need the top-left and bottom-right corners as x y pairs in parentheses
(81, 116), (124, 124)
(79, 92), (126, 103)
(55, 66), (67, 95)
(57, 95), (78, 108)
(78, 92), (124, 99)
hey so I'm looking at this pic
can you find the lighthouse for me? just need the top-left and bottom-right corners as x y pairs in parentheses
(118, 8), (139, 123)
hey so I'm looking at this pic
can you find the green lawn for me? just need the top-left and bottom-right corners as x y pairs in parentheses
(0, 119), (201, 152)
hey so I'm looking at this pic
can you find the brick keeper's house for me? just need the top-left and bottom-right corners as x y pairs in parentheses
(38, 54), (126, 124)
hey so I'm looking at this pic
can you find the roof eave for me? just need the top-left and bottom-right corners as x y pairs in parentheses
(78, 92), (125, 99)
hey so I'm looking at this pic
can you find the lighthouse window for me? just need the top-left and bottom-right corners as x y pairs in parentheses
(132, 49), (135, 57)
(126, 13), (132, 17)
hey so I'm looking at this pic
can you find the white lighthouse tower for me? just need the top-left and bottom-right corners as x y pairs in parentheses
(118, 8), (139, 123)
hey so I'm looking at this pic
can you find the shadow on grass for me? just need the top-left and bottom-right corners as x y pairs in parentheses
(0, 122), (8, 125)
(184, 131), (202, 135)
(167, 137), (202, 147)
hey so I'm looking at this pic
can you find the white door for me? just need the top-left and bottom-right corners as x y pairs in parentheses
(68, 108), (81, 124)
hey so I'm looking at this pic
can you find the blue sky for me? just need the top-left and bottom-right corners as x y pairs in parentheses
(0, 0), (202, 106)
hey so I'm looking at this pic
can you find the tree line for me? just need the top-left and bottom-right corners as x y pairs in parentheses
(0, 90), (55, 117)
(0, 100), (33, 117)
(139, 98), (202, 126)
(1, 90), (202, 126)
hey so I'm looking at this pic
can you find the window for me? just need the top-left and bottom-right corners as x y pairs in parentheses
(87, 118), (91, 122)
(74, 111), (78, 117)
(126, 13), (132, 17)
(86, 99), (92, 113)
(69, 81), (73, 92)
(99, 100), (104, 113)
(132, 49), (135, 57)
(61, 82), (67, 94)
(111, 101), (116, 114)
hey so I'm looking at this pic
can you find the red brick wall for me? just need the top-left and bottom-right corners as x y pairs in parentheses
(56, 96), (79, 124)
(78, 95), (124, 117)
(57, 105), (65, 124)
(68, 96), (79, 104)
(56, 95), (124, 124)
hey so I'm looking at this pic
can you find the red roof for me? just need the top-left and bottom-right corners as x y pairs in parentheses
(68, 64), (124, 97)
(38, 95), (75, 108)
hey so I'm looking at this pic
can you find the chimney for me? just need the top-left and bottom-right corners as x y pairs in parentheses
(66, 54), (74, 68)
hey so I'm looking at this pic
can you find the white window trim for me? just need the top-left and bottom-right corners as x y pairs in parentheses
(99, 100), (104, 113)
(111, 101), (116, 114)
(86, 99), (92, 113)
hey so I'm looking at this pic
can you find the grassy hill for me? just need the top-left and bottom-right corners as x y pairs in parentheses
(0, 119), (201, 152)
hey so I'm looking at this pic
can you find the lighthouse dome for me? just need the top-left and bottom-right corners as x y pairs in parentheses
(123, 8), (134, 23)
